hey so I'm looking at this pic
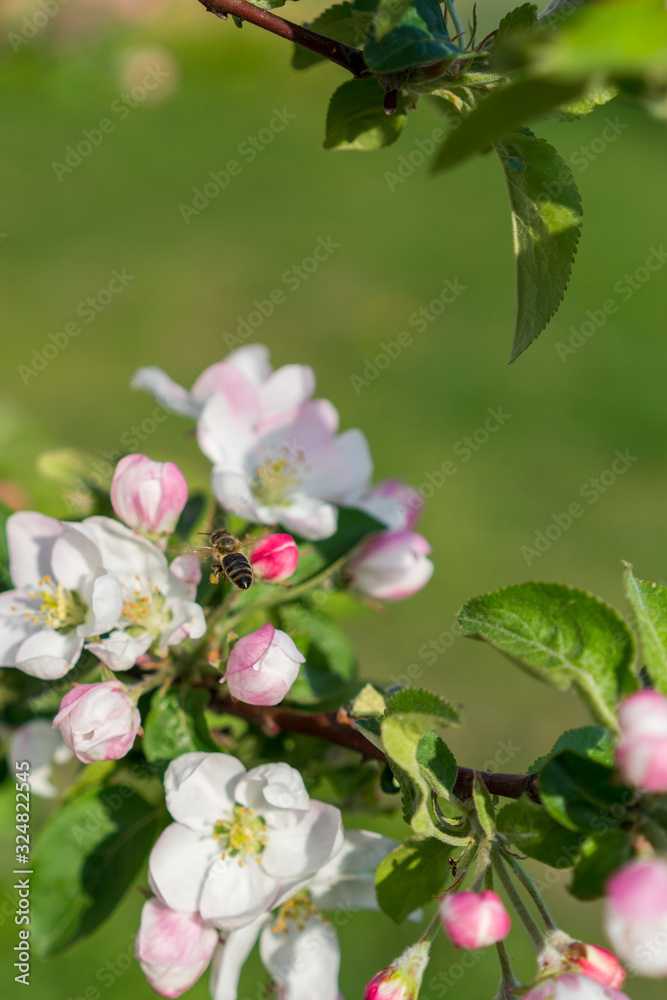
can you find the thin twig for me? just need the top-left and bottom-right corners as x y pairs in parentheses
(207, 689), (541, 801)
(197, 0), (370, 78)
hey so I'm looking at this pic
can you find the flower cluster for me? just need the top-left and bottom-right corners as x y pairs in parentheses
(136, 750), (399, 1000)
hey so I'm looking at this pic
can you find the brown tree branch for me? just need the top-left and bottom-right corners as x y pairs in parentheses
(210, 691), (540, 802)
(197, 0), (370, 78)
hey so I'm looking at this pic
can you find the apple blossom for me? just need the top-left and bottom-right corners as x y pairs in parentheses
(148, 753), (344, 931)
(439, 890), (511, 949)
(347, 530), (434, 601)
(523, 975), (631, 1000)
(615, 689), (667, 792)
(137, 897), (219, 998)
(538, 932), (625, 989)
(250, 533), (299, 582)
(364, 941), (431, 1000)
(111, 454), (188, 536)
(350, 478), (423, 531)
(53, 680), (141, 763)
(605, 857), (667, 976)
(0, 512), (123, 679)
(198, 397), (372, 540)
(81, 517), (205, 671)
(224, 623), (304, 706)
(8, 719), (72, 798)
(131, 344), (315, 422)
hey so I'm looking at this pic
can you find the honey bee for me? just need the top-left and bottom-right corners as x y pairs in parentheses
(206, 529), (253, 591)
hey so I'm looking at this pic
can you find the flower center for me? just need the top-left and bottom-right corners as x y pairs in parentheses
(252, 447), (305, 507)
(271, 890), (320, 934)
(24, 576), (87, 633)
(120, 581), (170, 637)
(214, 805), (268, 860)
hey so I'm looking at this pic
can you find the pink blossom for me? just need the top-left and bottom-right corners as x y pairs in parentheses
(616, 690), (667, 792)
(439, 890), (511, 949)
(351, 478), (423, 531)
(136, 898), (218, 998)
(576, 945), (625, 988)
(605, 857), (667, 976)
(111, 454), (188, 535)
(364, 941), (430, 1000)
(251, 534), (299, 582)
(538, 932), (625, 989)
(524, 974), (630, 999)
(52, 680), (141, 763)
(347, 530), (434, 601)
(224, 623), (305, 706)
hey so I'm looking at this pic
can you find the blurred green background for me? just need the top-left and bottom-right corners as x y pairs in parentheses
(1, 0), (666, 997)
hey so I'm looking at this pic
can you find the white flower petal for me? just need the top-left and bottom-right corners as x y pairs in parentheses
(8, 719), (71, 798)
(50, 524), (103, 591)
(226, 344), (272, 383)
(198, 395), (257, 468)
(311, 830), (398, 912)
(131, 366), (201, 418)
(149, 822), (219, 913)
(16, 628), (83, 679)
(260, 913), (340, 1000)
(7, 511), (62, 588)
(201, 855), (280, 931)
(260, 365), (315, 418)
(274, 497), (338, 541)
(209, 917), (266, 1000)
(210, 469), (263, 523)
(0, 590), (39, 666)
(86, 630), (153, 672)
(235, 763), (310, 829)
(165, 753), (246, 831)
(82, 516), (168, 587)
(262, 801), (344, 879)
(83, 571), (123, 635)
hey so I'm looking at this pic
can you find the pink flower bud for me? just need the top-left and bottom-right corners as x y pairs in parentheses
(224, 622), (305, 706)
(347, 530), (434, 601)
(111, 454), (188, 535)
(355, 478), (424, 531)
(524, 975), (630, 999)
(616, 690), (667, 792)
(439, 890), (511, 949)
(364, 941), (430, 1000)
(605, 858), (667, 976)
(250, 533), (299, 582)
(52, 680), (141, 763)
(136, 897), (218, 998)
(576, 945), (625, 988)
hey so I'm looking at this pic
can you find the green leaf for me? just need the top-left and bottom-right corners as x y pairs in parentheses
(497, 130), (583, 359)
(498, 797), (586, 868)
(375, 836), (450, 922)
(372, 0), (413, 41)
(494, 3), (537, 50)
(279, 604), (357, 703)
(431, 77), (584, 174)
(292, 3), (374, 69)
(386, 688), (461, 726)
(537, 0), (667, 79)
(624, 563), (667, 694)
(31, 787), (161, 957)
(325, 78), (409, 151)
(143, 687), (219, 763)
(544, 85), (618, 122)
(416, 731), (458, 797)
(529, 726), (615, 773)
(539, 751), (633, 833)
(570, 827), (634, 900)
(364, 0), (459, 74)
(458, 582), (638, 728)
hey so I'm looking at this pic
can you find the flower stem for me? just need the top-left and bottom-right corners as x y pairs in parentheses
(495, 938), (521, 995)
(446, 0), (465, 38)
(501, 848), (556, 931)
(491, 847), (544, 951)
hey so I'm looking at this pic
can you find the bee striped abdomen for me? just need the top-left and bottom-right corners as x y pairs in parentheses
(222, 552), (253, 590)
